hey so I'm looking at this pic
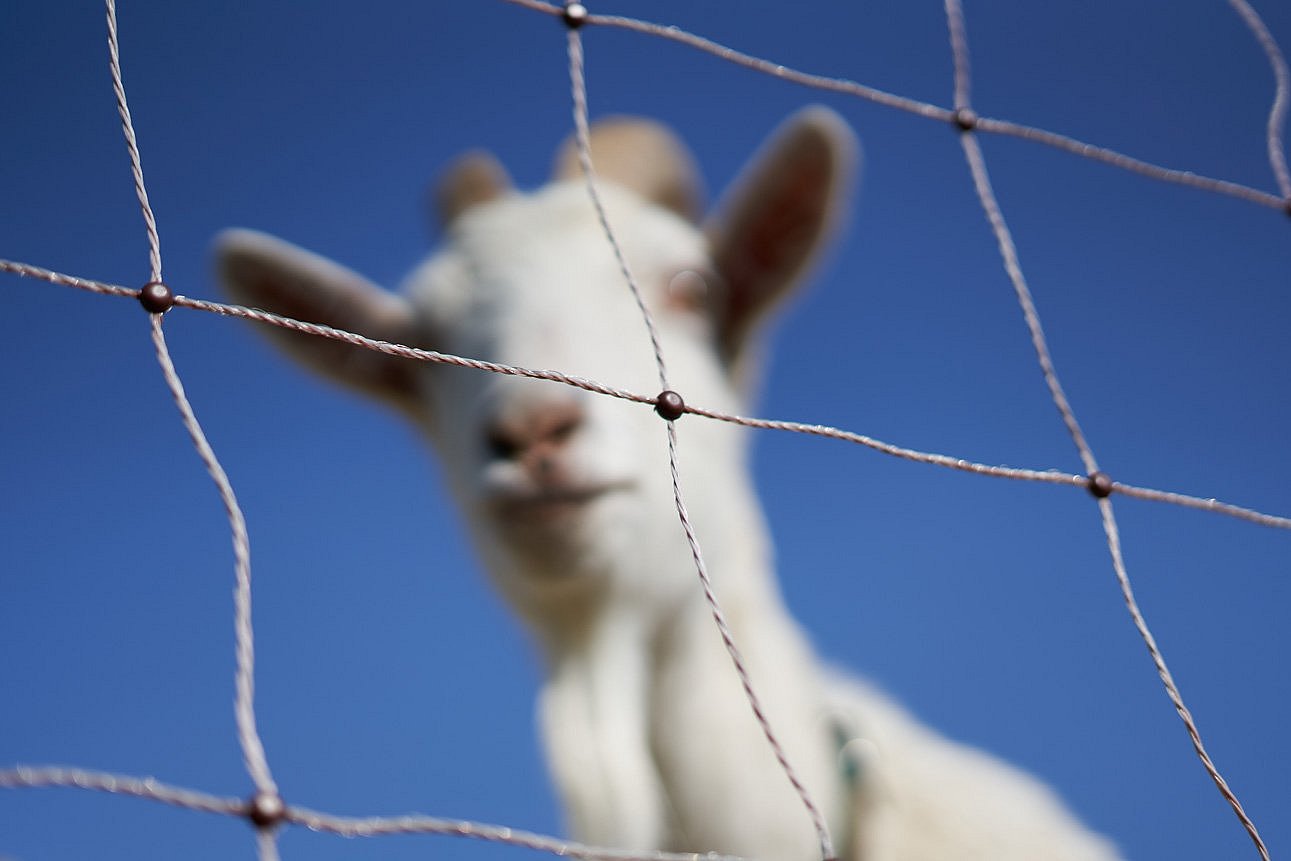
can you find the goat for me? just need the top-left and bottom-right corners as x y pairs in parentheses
(215, 107), (1120, 861)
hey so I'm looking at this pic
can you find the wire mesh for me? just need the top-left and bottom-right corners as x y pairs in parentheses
(2, 2), (1289, 860)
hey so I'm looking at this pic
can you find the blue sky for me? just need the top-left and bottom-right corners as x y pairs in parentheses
(2, 2), (1289, 860)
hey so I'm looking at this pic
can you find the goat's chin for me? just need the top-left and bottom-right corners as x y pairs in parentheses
(481, 481), (634, 575)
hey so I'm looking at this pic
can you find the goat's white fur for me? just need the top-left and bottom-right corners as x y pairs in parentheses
(216, 108), (1120, 860)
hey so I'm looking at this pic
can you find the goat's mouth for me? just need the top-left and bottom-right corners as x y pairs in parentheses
(487, 481), (631, 525)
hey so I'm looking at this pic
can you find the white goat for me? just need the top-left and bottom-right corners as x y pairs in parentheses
(216, 108), (1120, 861)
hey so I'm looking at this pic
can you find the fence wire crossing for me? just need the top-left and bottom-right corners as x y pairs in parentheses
(2, 2), (1289, 860)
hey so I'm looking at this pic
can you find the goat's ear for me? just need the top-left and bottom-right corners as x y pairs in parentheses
(434, 150), (513, 226)
(704, 106), (857, 373)
(214, 228), (421, 408)
(553, 117), (704, 222)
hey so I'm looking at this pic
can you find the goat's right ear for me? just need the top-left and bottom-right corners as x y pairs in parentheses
(214, 228), (421, 407)
(704, 106), (857, 376)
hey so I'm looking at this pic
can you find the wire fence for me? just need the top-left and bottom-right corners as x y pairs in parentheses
(2, 2), (1288, 860)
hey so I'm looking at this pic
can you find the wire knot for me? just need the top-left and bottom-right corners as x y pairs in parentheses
(1086, 471), (1114, 499)
(561, 3), (588, 29)
(246, 790), (286, 829)
(654, 390), (686, 421)
(951, 107), (978, 132)
(138, 281), (174, 314)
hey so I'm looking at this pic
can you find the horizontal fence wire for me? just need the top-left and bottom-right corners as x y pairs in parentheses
(504, 0), (1291, 213)
(0, 766), (745, 861)
(2, 1), (1289, 860)
(4, 257), (1288, 531)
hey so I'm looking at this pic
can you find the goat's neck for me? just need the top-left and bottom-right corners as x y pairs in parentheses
(528, 459), (831, 853)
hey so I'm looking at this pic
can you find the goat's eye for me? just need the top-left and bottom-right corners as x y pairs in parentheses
(665, 269), (710, 315)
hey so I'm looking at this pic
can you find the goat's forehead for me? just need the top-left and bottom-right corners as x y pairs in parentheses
(405, 182), (707, 317)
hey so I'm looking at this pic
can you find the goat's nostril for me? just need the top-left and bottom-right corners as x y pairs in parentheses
(487, 429), (521, 461)
(485, 404), (583, 462)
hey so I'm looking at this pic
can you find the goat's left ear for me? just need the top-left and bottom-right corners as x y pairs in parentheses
(553, 117), (704, 222)
(214, 229), (422, 410)
(435, 150), (513, 226)
(704, 106), (857, 371)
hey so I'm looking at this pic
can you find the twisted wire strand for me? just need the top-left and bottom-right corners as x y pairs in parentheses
(958, 132), (1100, 477)
(1112, 481), (1291, 530)
(972, 117), (1286, 209)
(1097, 500), (1270, 860)
(511, 0), (950, 121)
(967, 89), (1275, 861)
(944, 0), (972, 112)
(584, 12), (950, 123)
(127, 297), (1291, 535)
(943, 2), (1267, 853)
(180, 294), (657, 404)
(565, 15), (833, 859)
(944, 0), (1097, 475)
(567, 26), (671, 392)
(104, 0), (162, 283)
(502, 0), (1288, 211)
(943, 0), (1102, 473)
(665, 424), (836, 861)
(1228, 0), (1291, 198)
(147, 315), (278, 800)
(686, 405), (1079, 486)
(0, 766), (245, 816)
(0, 258), (136, 298)
(4, 258), (1290, 532)
(286, 804), (746, 861)
(0, 766), (744, 861)
(108, 0), (279, 806)
(256, 829), (282, 861)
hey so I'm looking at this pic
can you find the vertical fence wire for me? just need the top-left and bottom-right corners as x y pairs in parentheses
(1096, 500), (1270, 861)
(955, 134), (1100, 477)
(148, 309), (281, 858)
(106, 0), (281, 855)
(104, 0), (162, 285)
(565, 16), (837, 861)
(943, 1), (1269, 855)
(1228, 0), (1291, 198)
(566, 24), (671, 394)
(665, 424), (837, 861)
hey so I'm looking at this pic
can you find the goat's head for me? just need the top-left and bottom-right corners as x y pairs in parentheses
(216, 107), (856, 624)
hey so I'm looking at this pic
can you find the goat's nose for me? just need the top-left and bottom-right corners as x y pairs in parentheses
(484, 401), (584, 471)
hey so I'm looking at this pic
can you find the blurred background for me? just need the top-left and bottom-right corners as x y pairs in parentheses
(2, 2), (1288, 859)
